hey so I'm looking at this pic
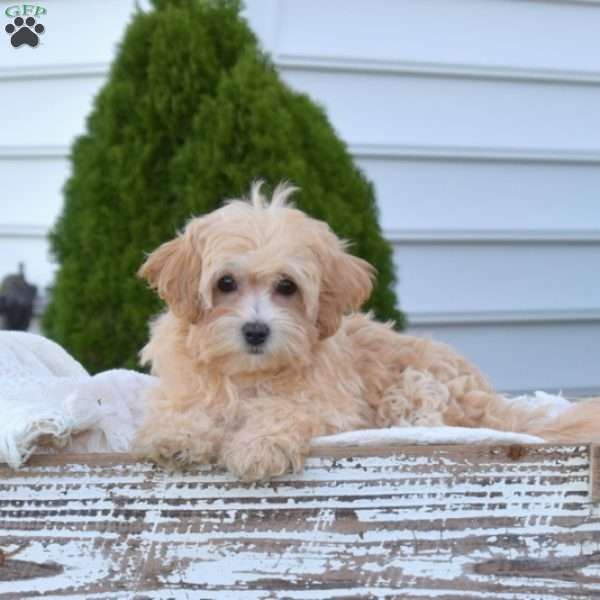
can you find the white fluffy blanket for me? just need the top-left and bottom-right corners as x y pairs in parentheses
(0, 332), (571, 469)
(0, 332), (152, 468)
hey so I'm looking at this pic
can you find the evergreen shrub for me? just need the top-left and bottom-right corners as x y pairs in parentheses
(44, 0), (405, 372)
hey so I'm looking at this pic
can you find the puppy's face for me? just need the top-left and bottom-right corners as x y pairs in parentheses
(139, 185), (374, 375)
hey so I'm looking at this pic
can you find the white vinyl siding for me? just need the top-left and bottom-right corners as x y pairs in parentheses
(1, 0), (599, 393)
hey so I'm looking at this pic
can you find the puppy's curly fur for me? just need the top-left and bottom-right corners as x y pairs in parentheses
(135, 183), (600, 480)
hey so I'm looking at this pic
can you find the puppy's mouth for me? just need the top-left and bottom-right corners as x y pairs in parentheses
(246, 346), (265, 355)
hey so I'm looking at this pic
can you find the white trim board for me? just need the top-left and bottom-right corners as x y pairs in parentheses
(0, 146), (69, 160)
(4, 144), (600, 166)
(3, 53), (600, 86)
(0, 63), (107, 82)
(3, 224), (600, 246)
(386, 229), (600, 244)
(0, 225), (49, 239)
(276, 53), (600, 86)
(352, 143), (600, 164)
(408, 308), (600, 326)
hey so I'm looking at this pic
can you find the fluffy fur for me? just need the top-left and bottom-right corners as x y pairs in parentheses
(134, 183), (600, 480)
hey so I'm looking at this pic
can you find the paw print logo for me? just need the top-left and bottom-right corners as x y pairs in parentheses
(5, 16), (45, 48)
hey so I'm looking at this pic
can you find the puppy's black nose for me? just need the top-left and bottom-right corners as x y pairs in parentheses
(242, 321), (270, 347)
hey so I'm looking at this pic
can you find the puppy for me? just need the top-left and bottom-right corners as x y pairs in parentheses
(134, 182), (600, 480)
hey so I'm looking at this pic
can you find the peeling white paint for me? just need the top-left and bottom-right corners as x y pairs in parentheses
(0, 446), (597, 599)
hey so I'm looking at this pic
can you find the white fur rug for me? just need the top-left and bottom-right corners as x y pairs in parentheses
(0, 332), (571, 469)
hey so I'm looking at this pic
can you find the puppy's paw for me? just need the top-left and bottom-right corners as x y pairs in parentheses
(133, 430), (216, 471)
(222, 437), (305, 482)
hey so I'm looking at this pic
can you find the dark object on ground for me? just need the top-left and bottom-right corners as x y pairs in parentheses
(0, 263), (37, 331)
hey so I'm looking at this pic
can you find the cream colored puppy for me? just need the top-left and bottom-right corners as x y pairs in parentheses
(135, 183), (600, 480)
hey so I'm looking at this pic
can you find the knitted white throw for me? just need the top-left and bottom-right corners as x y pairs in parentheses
(0, 332), (571, 469)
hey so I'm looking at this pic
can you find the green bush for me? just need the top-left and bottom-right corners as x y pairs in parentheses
(44, 0), (405, 373)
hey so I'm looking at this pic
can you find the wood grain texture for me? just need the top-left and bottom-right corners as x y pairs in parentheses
(592, 444), (600, 504)
(0, 445), (599, 599)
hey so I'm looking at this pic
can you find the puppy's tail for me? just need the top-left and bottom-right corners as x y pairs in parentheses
(527, 397), (600, 443)
(477, 393), (600, 443)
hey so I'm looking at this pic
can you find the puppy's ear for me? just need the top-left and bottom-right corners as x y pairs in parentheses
(138, 231), (203, 323)
(317, 243), (375, 339)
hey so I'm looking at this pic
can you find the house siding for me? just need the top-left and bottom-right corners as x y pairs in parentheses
(1, 0), (599, 393)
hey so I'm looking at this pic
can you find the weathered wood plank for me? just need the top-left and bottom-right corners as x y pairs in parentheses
(592, 444), (600, 503)
(0, 445), (598, 599)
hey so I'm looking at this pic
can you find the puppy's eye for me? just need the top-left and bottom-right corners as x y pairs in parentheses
(275, 278), (297, 296)
(217, 275), (237, 293)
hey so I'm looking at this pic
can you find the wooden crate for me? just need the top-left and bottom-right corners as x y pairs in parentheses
(1, 443), (599, 599)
